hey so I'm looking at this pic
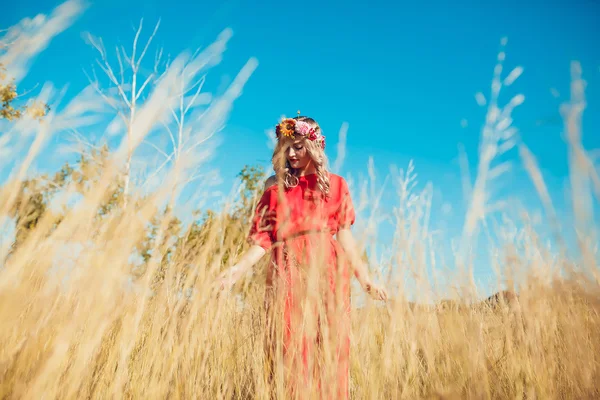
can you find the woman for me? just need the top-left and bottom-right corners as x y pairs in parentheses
(217, 115), (387, 399)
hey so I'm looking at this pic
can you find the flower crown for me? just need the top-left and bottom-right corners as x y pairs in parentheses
(275, 117), (326, 150)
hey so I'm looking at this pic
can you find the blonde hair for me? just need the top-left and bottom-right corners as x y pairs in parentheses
(271, 116), (331, 196)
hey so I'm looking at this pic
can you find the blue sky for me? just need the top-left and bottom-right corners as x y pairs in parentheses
(2, 0), (599, 296)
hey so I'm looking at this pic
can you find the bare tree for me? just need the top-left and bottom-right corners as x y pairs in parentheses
(107, 40), (258, 391)
(84, 18), (162, 207)
(142, 32), (258, 204)
(142, 49), (212, 194)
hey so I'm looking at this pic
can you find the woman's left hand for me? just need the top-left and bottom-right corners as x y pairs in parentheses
(336, 229), (389, 302)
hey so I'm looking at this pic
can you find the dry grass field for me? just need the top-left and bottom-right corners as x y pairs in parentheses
(1, 3), (600, 399)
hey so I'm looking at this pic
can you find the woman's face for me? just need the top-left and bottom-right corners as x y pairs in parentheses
(286, 139), (311, 170)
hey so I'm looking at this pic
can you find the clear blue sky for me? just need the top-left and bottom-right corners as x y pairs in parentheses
(2, 0), (599, 296)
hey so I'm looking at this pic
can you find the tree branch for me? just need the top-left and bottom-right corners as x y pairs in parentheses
(131, 18), (144, 71)
(137, 19), (161, 71)
(115, 45), (125, 88)
(157, 119), (177, 154)
(184, 75), (206, 114)
(135, 73), (154, 102)
(142, 138), (170, 159)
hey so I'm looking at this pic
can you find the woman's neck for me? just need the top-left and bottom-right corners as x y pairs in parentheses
(296, 164), (317, 177)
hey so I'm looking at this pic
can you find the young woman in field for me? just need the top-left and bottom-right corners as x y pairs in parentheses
(217, 115), (387, 399)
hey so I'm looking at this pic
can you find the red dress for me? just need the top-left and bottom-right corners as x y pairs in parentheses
(248, 173), (356, 399)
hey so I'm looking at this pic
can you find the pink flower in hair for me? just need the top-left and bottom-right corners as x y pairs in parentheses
(295, 121), (312, 136)
(308, 129), (318, 141)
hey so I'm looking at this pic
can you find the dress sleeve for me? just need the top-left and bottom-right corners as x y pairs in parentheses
(336, 178), (356, 230)
(247, 189), (275, 251)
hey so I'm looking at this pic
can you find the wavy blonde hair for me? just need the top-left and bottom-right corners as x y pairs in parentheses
(271, 116), (331, 196)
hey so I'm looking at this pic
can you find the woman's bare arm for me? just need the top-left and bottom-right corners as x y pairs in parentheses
(217, 177), (279, 293)
(337, 228), (388, 300)
(230, 245), (266, 276)
(215, 245), (266, 292)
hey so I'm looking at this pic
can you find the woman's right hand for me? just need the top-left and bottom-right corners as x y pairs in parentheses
(211, 245), (266, 296)
(214, 265), (244, 294)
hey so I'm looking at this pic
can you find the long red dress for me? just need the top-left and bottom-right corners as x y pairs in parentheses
(248, 173), (356, 399)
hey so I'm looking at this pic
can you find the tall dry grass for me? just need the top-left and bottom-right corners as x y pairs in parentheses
(1, 4), (600, 399)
